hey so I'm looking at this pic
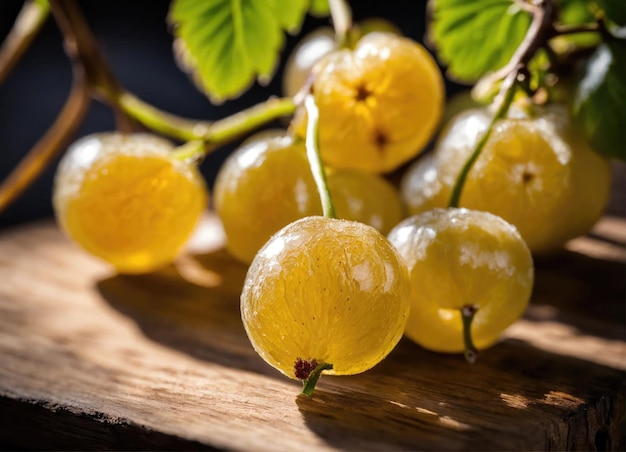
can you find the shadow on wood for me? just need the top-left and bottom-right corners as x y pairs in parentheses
(95, 248), (280, 377)
(96, 242), (625, 451)
(298, 338), (625, 451)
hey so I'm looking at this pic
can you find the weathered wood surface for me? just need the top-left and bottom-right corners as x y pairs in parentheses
(0, 210), (624, 451)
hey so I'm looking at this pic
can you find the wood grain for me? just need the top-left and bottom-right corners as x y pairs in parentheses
(0, 213), (624, 451)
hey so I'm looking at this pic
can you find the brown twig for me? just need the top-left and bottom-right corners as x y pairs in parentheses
(0, 68), (90, 212)
(49, 0), (135, 130)
(478, 0), (556, 95)
(0, 0), (50, 84)
(0, 0), (128, 214)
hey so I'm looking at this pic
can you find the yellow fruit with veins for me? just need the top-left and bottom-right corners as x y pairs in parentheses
(241, 216), (411, 379)
(400, 104), (611, 254)
(214, 132), (405, 264)
(292, 32), (444, 173)
(53, 133), (207, 273)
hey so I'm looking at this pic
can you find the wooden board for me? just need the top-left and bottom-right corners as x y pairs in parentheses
(0, 212), (624, 451)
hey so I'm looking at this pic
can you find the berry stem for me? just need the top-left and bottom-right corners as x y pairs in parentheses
(118, 92), (296, 147)
(448, 72), (518, 208)
(301, 362), (333, 396)
(460, 305), (479, 363)
(304, 94), (336, 219)
(0, 0), (50, 84)
(171, 140), (206, 164)
(448, 0), (557, 208)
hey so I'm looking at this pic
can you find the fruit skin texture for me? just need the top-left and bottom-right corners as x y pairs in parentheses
(53, 133), (207, 274)
(400, 104), (612, 254)
(387, 208), (534, 353)
(292, 32), (445, 174)
(214, 133), (405, 264)
(241, 216), (411, 379)
(282, 20), (401, 99)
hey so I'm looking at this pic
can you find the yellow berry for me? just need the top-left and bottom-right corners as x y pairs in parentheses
(242, 216), (411, 379)
(53, 133), (207, 273)
(388, 208), (534, 353)
(292, 32), (445, 173)
(401, 104), (612, 254)
(214, 133), (406, 264)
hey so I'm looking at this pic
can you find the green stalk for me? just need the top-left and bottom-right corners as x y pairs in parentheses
(205, 97), (296, 144)
(116, 92), (205, 142)
(448, 73), (519, 208)
(304, 95), (336, 219)
(460, 305), (479, 363)
(301, 363), (333, 396)
(118, 93), (296, 148)
(171, 140), (205, 164)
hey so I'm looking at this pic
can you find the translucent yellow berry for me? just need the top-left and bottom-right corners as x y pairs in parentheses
(400, 104), (612, 254)
(241, 216), (411, 383)
(53, 133), (207, 273)
(388, 208), (534, 354)
(292, 32), (445, 173)
(214, 133), (405, 264)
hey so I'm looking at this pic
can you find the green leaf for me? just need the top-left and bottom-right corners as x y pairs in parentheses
(598, 0), (626, 26)
(310, 0), (330, 16)
(428, 0), (532, 83)
(571, 40), (626, 160)
(169, 0), (309, 103)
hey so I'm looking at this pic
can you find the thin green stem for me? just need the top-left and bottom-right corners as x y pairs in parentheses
(117, 92), (208, 142)
(460, 305), (479, 363)
(0, 0), (50, 84)
(552, 22), (600, 36)
(171, 140), (205, 164)
(301, 362), (333, 396)
(304, 95), (336, 219)
(118, 93), (296, 150)
(448, 72), (518, 208)
(204, 97), (295, 145)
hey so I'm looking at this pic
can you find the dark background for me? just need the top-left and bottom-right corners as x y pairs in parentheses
(0, 0), (467, 228)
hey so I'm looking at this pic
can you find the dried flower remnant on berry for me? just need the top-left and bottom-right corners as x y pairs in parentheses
(294, 358), (317, 380)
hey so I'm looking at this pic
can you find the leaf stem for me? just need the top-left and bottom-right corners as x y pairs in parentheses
(304, 95), (336, 219)
(476, 0), (555, 97)
(448, 71), (518, 208)
(0, 0), (50, 84)
(460, 305), (479, 363)
(301, 362), (333, 396)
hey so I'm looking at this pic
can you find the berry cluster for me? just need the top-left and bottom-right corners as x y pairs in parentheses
(52, 25), (611, 396)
